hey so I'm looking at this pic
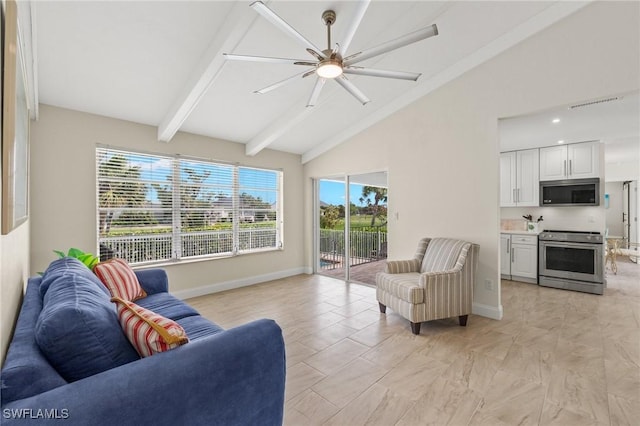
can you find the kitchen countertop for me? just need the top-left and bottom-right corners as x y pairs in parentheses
(500, 230), (541, 235)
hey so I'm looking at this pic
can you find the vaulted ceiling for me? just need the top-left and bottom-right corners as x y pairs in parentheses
(30, 1), (591, 163)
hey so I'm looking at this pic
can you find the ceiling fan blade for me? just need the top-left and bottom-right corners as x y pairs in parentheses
(224, 53), (309, 65)
(302, 69), (317, 78)
(339, 0), (371, 56)
(294, 61), (319, 67)
(344, 66), (421, 81)
(306, 77), (326, 107)
(251, 1), (326, 58)
(254, 71), (309, 94)
(344, 24), (438, 65)
(335, 75), (370, 105)
(306, 48), (324, 61)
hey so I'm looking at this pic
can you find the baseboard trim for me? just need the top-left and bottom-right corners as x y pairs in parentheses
(172, 267), (310, 300)
(472, 302), (503, 320)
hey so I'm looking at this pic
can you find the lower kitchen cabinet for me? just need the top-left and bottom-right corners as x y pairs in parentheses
(501, 233), (538, 284)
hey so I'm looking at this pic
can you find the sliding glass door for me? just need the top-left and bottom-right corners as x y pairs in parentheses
(317, 178), (346, 277)
(315, 173), (388, 285)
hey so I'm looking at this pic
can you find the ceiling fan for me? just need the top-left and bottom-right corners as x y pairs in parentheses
(224, 0), (439, 107)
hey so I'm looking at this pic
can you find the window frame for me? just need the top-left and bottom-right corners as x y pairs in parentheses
(96, 145), (283, 266)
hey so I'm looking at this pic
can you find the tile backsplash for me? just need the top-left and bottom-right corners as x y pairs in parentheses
(501, 218), (529, 231)
(500, 206), (605, 233)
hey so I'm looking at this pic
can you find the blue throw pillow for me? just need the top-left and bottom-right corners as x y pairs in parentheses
(35, 258), (140, 382)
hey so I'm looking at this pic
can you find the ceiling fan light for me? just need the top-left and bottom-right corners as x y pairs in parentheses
(316, 62), (343, 79)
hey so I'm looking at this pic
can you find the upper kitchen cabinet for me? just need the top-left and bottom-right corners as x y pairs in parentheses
(539, 141), (599, 181)
(500, 149), (539, 207)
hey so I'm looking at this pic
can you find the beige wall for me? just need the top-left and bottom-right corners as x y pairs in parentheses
(303, 1), (639, 318)
(29, 105), (305, 295)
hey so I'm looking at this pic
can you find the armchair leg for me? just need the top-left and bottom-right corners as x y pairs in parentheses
(458, 315), (468, 327)
(410, 322), (421, 335)
(378, 303), (386, 314)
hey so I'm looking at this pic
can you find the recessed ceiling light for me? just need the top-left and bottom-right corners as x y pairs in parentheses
(557, 140), (565, 144)
(552, 118), (560, 123)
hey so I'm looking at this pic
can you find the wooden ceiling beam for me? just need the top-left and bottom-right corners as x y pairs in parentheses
(157, 2), (258, 143)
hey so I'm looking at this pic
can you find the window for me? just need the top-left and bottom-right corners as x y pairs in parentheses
(96, 147), (282, 264)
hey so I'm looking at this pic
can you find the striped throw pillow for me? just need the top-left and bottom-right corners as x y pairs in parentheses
(94, 258), (147, 301)
(111, 297), (189, 357)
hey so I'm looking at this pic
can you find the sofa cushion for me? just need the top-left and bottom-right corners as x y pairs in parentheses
(1, 277), (68, 404)
(112, 297), (189, 357)
(176, 315), (225, 341)
(376, 272), (424, 304)
(94, 258), (147, 301)
(135, 292), (200, 321)
(35, 258), (140, 382)
(40, 257), (110, 298)
(420, 238), (467, 273)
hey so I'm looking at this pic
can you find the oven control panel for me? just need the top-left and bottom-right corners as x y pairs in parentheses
(539, 231), (603, 244)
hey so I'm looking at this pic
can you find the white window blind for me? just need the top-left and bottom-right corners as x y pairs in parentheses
(96, 147), (282, 264)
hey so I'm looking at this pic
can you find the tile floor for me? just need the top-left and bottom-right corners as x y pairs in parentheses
(321, 259), (386, 286)
(187, 259), (640, 425)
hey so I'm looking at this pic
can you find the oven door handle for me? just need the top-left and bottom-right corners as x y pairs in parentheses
(540, 241), (602, 250)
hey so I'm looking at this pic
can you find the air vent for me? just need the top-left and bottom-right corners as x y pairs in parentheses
(568, 96), (622, 109)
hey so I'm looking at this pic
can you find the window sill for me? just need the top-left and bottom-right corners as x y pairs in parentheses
(130, 247), (284, 270)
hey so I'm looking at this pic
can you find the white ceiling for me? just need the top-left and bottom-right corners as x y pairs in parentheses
(32, 1), (592, 163)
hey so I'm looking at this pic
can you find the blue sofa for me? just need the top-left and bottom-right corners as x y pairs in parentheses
(1, 258), (286, 425)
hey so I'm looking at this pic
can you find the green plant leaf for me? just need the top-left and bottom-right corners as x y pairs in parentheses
(53, 248), (98, 270)
(87, 258), (100, 270)
(68, 248), (84, 258)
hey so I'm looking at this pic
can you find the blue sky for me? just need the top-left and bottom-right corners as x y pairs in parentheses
(320, 180), (377, 206)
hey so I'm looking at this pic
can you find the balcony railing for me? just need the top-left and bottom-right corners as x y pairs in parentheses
(100, 228), (278, 264)
(320, 228), (387, 271)
(100, 233), (174, 264)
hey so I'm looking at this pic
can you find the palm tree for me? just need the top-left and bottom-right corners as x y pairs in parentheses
(359, 186), (388, 226)
(98, 154), (148, 235)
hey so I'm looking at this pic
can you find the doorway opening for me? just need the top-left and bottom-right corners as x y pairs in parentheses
(314, 172), (388, 285)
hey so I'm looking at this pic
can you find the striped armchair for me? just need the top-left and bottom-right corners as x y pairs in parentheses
(376, 238), (479, 335)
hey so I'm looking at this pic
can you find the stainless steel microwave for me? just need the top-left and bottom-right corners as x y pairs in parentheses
(540, 178), (600, 206)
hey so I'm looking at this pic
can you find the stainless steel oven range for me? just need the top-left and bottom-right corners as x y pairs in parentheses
(538, 230), (604, 295)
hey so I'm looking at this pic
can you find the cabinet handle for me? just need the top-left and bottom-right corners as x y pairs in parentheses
(513, 188), (516, 203)
(564, 160), (567, 177)
(517, 188), (520, 202)
(511, 247), (514, 263)
(507, 239), (510, 254)
(569, 159), (572, 176)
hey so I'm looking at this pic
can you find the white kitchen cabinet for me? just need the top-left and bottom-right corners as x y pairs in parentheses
(538, 145), (566, 181)
(500, 149), (539, 207)
(500, 234), (512, 277)
(539, 141), (599, 181)
(501, 233), (538, 284)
